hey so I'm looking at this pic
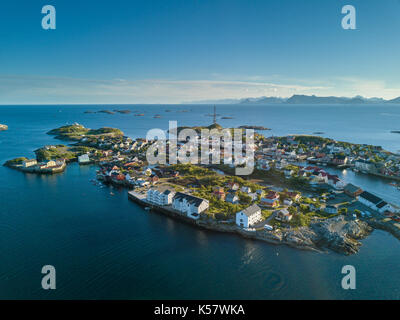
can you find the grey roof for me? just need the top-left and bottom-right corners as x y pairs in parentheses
(226, 193), (238, 199)
(344, 183), (362, 194)
(241, 204), (261, 217)
(360, 191), (382, 205)
(376, 201), (388, 209)
(174, 192), (208, 207)
(279, 208), (290, 215)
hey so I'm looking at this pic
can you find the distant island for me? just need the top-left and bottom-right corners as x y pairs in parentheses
(0, 124), (8, 131)
(84, 109), (131, 114)
(47, 123), (123, 141)
(187, 94), (400, 105)
(239, 125), (270, 131)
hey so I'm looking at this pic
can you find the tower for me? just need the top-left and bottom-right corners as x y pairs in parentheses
(213, 105), (217, 124)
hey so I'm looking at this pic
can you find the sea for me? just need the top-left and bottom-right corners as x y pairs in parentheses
(0, 104), (399, 299)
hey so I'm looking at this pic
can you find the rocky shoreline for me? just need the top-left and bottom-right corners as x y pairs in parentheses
(129, 192), (372, 255)
(198, 215), (372, 255)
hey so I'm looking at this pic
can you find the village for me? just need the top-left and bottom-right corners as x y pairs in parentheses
(4, 122), (400, 254)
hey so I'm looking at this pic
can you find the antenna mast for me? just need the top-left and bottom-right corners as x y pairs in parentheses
(213, 105), (217, 124)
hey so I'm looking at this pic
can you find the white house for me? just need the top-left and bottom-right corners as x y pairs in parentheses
(146, 186), (176, 206)
(358, 191), (395, 214)
(78, 154), (91, 164)
(327, 174), (346, 190)
(236, 204), (262, 228)
(355, 159), (378, 173)
(376, 201), (394, 214)
(173, 192), (209, 220)
(359, 191), (384, 211)
(275, 208), (293, 222)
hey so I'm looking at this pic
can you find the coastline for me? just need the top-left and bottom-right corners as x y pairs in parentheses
(127, 190), (372, 255)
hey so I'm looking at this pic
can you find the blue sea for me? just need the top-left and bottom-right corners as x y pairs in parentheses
(0, 104), (400, 299)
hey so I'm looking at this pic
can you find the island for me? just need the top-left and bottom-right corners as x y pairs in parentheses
(239, 125), (271, 130)
(84, 109), (131, 115)
(4, 122), (400, 255)
(0, 124), (8, 131)
(47, 123), (123, 141)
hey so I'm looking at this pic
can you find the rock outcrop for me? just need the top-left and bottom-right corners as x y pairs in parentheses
(310, 215), (373, 255)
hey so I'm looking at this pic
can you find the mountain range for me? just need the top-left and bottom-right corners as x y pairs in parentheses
(186, 95), (400, 105)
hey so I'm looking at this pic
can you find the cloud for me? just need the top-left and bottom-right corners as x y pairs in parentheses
(0, 75), (330, 104)
(0, 74), (398, 104)
(332, 77), (400, 99)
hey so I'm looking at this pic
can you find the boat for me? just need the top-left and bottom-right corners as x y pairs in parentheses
(153, 114), (161, 118)
(145, 207), (151, 211)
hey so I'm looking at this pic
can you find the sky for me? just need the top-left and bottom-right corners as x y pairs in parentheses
(1, 0), (400, 104)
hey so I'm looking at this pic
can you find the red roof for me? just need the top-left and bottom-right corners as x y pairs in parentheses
(264, 191), (279, 199)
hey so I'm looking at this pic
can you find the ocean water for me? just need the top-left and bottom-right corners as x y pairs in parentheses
(0, 104), (400, 299)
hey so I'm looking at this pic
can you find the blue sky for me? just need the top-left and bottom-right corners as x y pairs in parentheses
(1, 0), (400, 104)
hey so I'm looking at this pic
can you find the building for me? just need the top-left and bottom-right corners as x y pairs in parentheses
(147, 186), (176, 205)
(359, 191), (394, 213)
(23, 159), (37, 168)
(325, 205), (338, 214)
(359, 191), (382, 210)
(283, 199), (293, 206)
(226, 193), (239, 204)
(39, 160), (57, 169)
(275, 208), (293, 222)
(332, 154), (348, 165)
(355, 159), (378, 173)
(260, 191), (280, 208)
(149, 174), (159, 184)
(78, 154), (90, 164)
(285, 191), (301, 202)
(213, 187), (226, 200)
(344, 183), (363, 198)
(172, 192), (209, 219)
(226, 182), (239, 191)
(241, 186), (252, 194)
(235, 204), (262, 228)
